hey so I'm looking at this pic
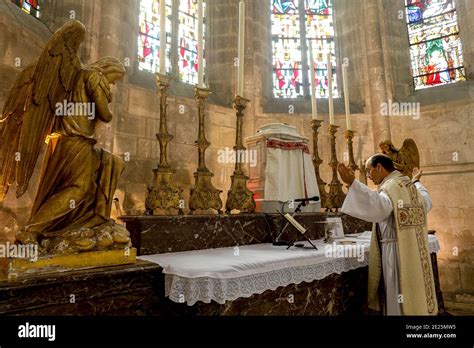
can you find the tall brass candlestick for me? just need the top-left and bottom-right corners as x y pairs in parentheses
(311, 120), (330, 210)
(189, 87), (223, 214)
(359, 157), (368, 185)
(328, 124), (346, 211)
(145, 73), (183, 215)
(344, 130), (359, 172)
(226, 96), (255, 213)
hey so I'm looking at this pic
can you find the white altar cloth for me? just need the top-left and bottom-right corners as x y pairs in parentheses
(138, 234), (440, 306)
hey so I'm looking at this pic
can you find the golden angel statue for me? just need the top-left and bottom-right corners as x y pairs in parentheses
(379, 139), (420, 178)
(0, 20), (131, 255)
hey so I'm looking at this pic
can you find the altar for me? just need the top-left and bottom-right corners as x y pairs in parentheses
(0, 212), (443, 316)
(116, 212), (443, 316)
(138, 234), (440, 315)
(140, 238), (372, 306)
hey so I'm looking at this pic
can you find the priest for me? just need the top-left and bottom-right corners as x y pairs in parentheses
(337, 154), (438, 315)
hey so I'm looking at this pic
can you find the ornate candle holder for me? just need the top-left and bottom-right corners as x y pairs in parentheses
(344, 130), (359, 172)
(311, 119), (331, 210)
(145, 73), (183, 215)
(226, 95), (256, 213)
(328, 124), (346, 211)
(189, 87), (223, 214)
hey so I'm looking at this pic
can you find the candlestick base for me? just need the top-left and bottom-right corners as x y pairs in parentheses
(226, 173), (255, 213)
(327, 183), (346, 211)
(146, 168), (184, 215)
(189, 171), (223, 214)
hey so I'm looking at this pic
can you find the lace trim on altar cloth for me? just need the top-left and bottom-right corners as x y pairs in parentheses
(165, 256), (366, 306)
(164, 237), (440, 306)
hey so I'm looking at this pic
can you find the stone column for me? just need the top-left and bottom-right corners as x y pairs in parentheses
(40, 0), (99, 62)
(363, 0), (391, 150)
(239, 0), (260, 140)
(96, 0), (130, 153)
(206, 0), (238, 107)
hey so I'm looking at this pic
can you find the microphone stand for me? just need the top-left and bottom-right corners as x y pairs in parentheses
(273, 200), (307, 246)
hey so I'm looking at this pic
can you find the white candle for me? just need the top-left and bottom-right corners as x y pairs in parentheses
(197, 0), (204, 87)
(159, 0), (166, 74)
(308, 41), (318, 120)
(342, 64), (351, 130)
(327, 53), (334, 125)
(237, 1), (245, 96)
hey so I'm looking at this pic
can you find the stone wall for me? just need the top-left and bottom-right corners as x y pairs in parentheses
(0, 0), (472, 311)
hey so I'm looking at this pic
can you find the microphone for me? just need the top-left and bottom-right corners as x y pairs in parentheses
(292, 195), (320, 203)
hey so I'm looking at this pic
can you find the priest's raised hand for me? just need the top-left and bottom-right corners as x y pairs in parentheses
(337, 163), (355, 186)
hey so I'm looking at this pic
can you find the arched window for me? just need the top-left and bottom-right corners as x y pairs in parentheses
(271, 0), (337, 99)
(138, 0), (206, 86)
(11, 0), (40, 18)
(405, 0), (465, 90)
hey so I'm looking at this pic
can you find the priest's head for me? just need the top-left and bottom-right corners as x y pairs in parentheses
(365, 154), (395, 185)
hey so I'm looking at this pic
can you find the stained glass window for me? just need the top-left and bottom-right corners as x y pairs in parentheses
(138, 0), (172, 74)
(306, 0), (338, 98)
(178, 0), (206, 85)
(405, 0), (465, 90)
(138, 0), (206, 86)
(12, 0), (40, 18)
(271, 0), (337, 98)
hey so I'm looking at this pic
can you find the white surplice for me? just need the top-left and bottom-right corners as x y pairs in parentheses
(341, 176), (432, 315)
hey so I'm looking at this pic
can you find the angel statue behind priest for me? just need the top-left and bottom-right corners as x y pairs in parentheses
(0, 20), (131, 255)
(379, 138), (420, 178)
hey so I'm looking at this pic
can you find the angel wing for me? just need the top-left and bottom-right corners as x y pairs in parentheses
(398, 138), (420, 178)
(0, 20), (86, 203)
(0, 61), (36, 203)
